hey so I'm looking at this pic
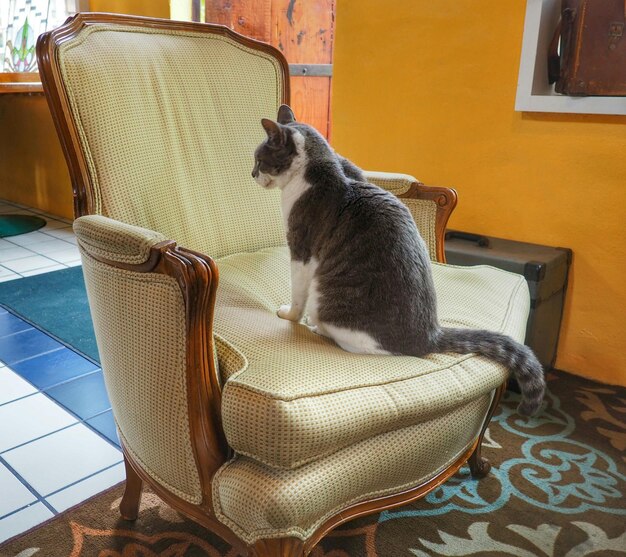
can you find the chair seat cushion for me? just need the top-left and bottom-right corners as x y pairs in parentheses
(213, 392), (492, 544)
(214, 247), (529, 470)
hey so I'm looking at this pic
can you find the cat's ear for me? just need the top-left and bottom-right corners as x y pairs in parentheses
(277, 104), (296, 124)
(261, 118), (285, 144)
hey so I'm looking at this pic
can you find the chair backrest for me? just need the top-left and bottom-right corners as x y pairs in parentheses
(38, 14), (289, 258)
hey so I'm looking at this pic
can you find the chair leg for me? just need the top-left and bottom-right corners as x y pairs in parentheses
(250, 537), (305, 556)
(120, 454), (143, 520)
(468, 441), (491, 478)
(468, 384), (506, 479)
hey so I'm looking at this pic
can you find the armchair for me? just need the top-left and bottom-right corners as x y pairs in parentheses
(37, 14), (529, 556)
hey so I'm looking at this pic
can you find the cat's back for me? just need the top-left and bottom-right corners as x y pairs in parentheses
(332, 179), (421, 249)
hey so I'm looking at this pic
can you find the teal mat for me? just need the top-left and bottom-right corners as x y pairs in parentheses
(0, 215), (46, 238)
(0, 266), (99, 362)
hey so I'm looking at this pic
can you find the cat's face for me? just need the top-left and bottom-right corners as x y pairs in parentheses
(252, 122), (298, 189)
(252, 105), (305, 189)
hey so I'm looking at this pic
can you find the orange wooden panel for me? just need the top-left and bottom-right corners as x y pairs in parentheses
(290, 76), (330, 137)
(270, 0), (335, 63)
(205, 0), (271, 41)
(204, 0), (334, 137)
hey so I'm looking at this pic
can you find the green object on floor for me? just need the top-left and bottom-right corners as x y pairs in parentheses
(0, 266), (99, 362)
(0, 214), (47, 237)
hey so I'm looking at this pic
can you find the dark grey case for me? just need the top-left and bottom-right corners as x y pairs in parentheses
(444, 230), (572, 370)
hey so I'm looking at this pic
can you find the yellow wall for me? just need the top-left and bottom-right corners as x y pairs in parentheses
(0, 0), (170, 219)
(332, 0), (626, 386)
(88, 0), (169, 18)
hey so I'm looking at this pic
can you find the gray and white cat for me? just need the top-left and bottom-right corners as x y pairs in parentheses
(252, 105), (545, 416)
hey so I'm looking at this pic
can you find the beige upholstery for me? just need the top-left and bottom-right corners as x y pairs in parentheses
(213, 393), (492, 543)
(215, 247), (527, 469)
(59, 23), (286, 259)
(73, 215), (167, 265)
(79, 241), (202, 504)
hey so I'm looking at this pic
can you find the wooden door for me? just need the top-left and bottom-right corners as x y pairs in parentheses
(205, 0), (335, 138)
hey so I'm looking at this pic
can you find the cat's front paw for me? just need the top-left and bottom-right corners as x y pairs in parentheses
(277, 304), (301, 322)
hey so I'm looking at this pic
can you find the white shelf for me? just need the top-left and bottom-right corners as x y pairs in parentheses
(515, 0), (626, 115)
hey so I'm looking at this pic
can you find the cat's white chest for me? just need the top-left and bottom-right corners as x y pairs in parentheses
(281, 174), (310, 229)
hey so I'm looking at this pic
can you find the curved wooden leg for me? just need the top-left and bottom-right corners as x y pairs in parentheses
(468, 383), (506, 479)
(120, 454), (143, 520)
(250, 537), (305, 556)
(468, 442), (491, 478)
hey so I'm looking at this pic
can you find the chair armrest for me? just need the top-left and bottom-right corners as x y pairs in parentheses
(364, 171), (457, 263)
(73, 215), (171, 268)
(74, 215), (226, 507)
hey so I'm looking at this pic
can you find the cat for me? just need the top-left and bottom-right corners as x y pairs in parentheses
(252, 104), (545, 416)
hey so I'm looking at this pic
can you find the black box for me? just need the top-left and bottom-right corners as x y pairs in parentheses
(444, 230), (572, 370)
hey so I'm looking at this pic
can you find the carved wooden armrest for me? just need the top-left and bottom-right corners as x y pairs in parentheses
(364, 171), (458, 263)
(74, 215), (228, 508)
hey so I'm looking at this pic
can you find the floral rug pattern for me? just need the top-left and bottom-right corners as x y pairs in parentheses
(1, 370), (625, 557)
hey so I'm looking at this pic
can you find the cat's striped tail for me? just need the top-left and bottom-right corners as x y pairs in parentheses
(433, 328), (545, 416)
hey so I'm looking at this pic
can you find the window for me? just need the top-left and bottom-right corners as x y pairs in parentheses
(0, 0), (80, 91)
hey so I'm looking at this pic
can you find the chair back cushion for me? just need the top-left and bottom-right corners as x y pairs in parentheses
(56, 21), (287, 257)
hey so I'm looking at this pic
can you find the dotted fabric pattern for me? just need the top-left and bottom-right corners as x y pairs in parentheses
(73, 215), (167, 265)
(364, 171), (418, 195)
(213, 393), (492, 543)
(58, 24), (286, 259)
(364, 172), (438, 260)
(79, 246), (202, 504)
(402, 198), (437, 260)
(215, 247), (529, 469)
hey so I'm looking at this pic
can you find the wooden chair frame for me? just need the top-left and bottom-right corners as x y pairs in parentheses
(37, 13), (503, 557)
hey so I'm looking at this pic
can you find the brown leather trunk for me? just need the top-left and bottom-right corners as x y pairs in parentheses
(548, 0), (626, 96)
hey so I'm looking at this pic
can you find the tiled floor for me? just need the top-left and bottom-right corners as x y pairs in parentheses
(0, 200), (81, 282)
(0, 200), (123, 544)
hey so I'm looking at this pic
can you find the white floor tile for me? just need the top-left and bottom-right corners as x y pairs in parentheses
(3, 423), (122, 496)
(43, 247), (81, 264)
(65, 259), (82, 267)
(0, 265), (18, 277)
(0, 239), (17, 250)
(40, 229), (75, 241)
(0, 274), (19, 283)
(0, 247), (36, 263)
(0, 369), (37, 405)
(24, 238), (75, 256)
(2, 232), (52, 247)
(0, 463), (37, 518)
(46, 462), (125, 513)
(0, 502), (54, 544)
(1, 255), (59, 274)
(0, 394), (78, 453)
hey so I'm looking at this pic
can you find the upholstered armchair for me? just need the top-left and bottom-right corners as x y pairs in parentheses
(37, 14), (531, 556)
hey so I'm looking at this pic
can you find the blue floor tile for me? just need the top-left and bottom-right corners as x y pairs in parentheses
(0, 312), (33, 338)
(86, 410), (120, 446)
(0, 328), (63, 365)
(46, 370), (110, 420)
(11, 348), (99, 390)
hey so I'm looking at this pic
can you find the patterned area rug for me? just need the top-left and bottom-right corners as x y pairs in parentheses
(1, 370), (624, 557)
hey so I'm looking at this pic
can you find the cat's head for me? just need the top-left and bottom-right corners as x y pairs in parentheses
(252, 105), (306, 189)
